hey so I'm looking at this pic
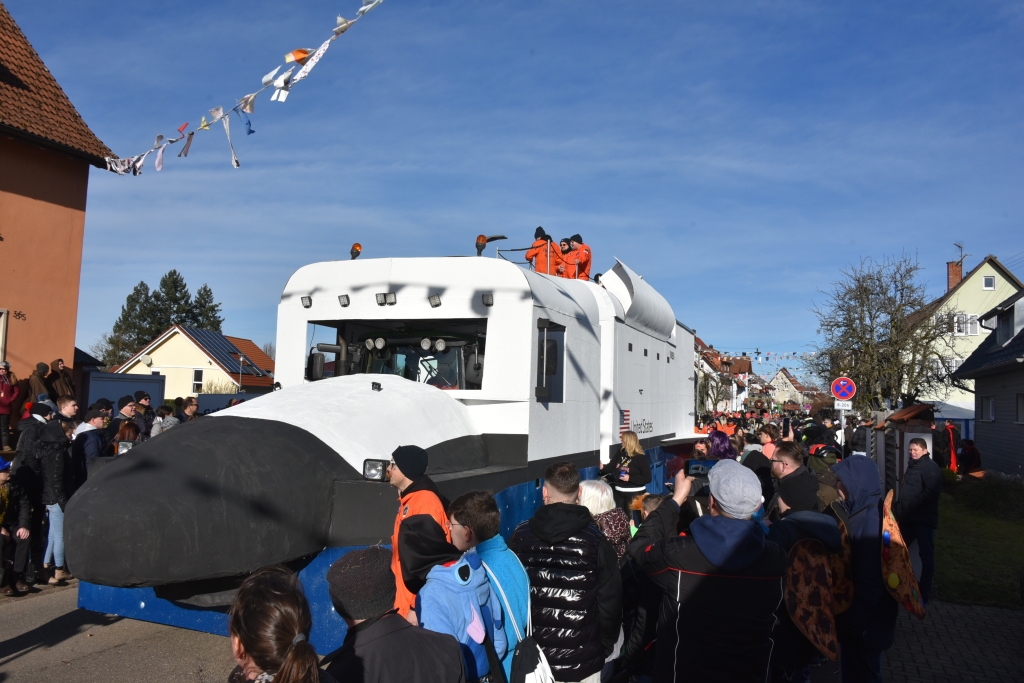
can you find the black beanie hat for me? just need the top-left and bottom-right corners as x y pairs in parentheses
(117, 395), (135, 411)
(30, 403), (53, 417)
(392, 444), (429, 480)
(534, 226), (545, 240)
(326, 547), (396, 620)
(570, 234), (583, 244)
(36, 362), (49, 374)
(93, 398), (114, 411)
(778, 469), (820, 512)
(134, 390), (151, 402)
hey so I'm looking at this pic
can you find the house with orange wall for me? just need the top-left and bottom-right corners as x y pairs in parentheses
(0, 2), (111, 405)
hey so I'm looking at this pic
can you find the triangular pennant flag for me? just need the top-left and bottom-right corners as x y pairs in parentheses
(262, 66), (282, 87)
(198, 116), (211, 130)
(177, 131), (195, 157)
(358, 0), (384, 16)
(293, 38), (332, 83)
(238, 93), (258, 114)
(334, 15), (355, 35)
(285, 48), (314, 65)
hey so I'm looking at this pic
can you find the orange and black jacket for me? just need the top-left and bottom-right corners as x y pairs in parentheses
(390, 476), (451, 617)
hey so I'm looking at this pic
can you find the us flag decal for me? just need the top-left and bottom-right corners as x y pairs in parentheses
(619, 409), (630, 434)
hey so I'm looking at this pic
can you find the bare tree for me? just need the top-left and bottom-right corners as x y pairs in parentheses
(807, 255), (960, 411)
(261, 341), (276, 360)
(697, 371), (733, 413)
(89, 331), (136, 369)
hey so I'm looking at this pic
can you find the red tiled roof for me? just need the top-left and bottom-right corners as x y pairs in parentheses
(224, 337), (275, 374)
(0, 2), (111, 167)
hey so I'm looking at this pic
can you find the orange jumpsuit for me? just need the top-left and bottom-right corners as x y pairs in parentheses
(391, 481), (451, 617)
(525, 239), (564, 276)
(563, 244), (593, 281)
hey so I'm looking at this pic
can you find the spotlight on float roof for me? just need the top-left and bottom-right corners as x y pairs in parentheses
(475, 234), (507, 256)
(364, 338), (375, 350)
(420, 338), (433, 351)
(374, 337), (386, 350)
(434, 339), (447, 352)
(338, 294), (350, 307)
(385, 292), (397, 306)
(482, 293), (494, 307)
(428, 294), (442, 308)
(300, 296), (312, 309)
(375, 293), (386, 306)
(350, 243), (362, 260)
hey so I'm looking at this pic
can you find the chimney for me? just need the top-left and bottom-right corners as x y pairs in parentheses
(947, 261), (963, 292)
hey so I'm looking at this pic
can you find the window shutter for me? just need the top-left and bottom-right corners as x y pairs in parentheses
(968, 315), (978, 336)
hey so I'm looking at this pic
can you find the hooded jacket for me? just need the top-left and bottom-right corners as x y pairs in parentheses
(392, 476), (451, 617)
(28, 368), (49, 404)
(46, 360), (75, 401)
(415, 549), (507, 681)
(831, 455), (898, 650)
(510, 502), (622, 682)
(628, 499), (787, 683)
(39, 421), (76, 509)
(150, 415), (180, 437)
(476, 533), (530, 680)
(12, 416), (46, 498)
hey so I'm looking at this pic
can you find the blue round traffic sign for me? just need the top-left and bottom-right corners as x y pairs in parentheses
(831, 377), (856, 400)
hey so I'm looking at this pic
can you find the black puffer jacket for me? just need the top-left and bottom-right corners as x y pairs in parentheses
(510, 502), (622, 682)
(895, 454), (942, 529)
(39, 421), (76, 510)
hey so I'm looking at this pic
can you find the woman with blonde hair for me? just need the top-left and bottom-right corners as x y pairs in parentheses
(579, 479), (631, 561)
(228, 566), (335, 683)
(599, 430), (652, 513)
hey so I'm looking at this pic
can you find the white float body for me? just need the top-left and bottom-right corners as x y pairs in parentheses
(258, 256), (696, 468)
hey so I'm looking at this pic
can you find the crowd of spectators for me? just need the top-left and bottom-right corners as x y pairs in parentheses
(225, 416), (943, 683)
(0, 357), (214, 594)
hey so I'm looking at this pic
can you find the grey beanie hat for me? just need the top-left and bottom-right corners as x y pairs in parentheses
(708, 459), (763, 519)
(326, 547), (396, 620)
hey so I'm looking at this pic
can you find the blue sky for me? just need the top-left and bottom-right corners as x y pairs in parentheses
(9, 0), (1024, 378)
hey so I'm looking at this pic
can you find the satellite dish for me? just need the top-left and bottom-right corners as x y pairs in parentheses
(141, 354), (153, 367)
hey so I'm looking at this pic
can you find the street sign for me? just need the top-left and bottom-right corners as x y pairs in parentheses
(831, 377), (857, 400)
(834, 399), (853, 410)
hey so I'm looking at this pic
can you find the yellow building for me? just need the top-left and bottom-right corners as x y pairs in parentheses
(921, 256), (1023, 418)
(115, 325), (275, 398)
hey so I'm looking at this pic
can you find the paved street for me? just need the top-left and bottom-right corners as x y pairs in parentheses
(0, 582), (234, 683)
(1, 583), (1021, 682)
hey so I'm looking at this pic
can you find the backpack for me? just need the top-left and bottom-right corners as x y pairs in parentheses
(481, 558), (555, 683)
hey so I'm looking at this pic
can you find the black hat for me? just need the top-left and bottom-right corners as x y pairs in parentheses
(30, 403), (53, 417)
(134, 390), (151, 402)
(392, 444), (428, 480)
(92, 398), (114, 411)
(560, 237), (571, 245)
(84, 409), (107, 422)
(570, 234), (583, 244)
(534, 226), (545, 240)
(326, 547), (396, 620)
(36, 362), (49, 374)
(117, 395), (135, 411)
(778, 469), (820, 512)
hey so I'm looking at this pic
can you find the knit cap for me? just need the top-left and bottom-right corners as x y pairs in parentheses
(36, 362), (49, 374)
(326, 547), (397, 620)
(570, 234), (583, 244)
(534, 226), (545, 240)
(134, 390), (151, 402)
(707, 459), (763, 519)
(392, 445), (429, 480)
(117, 395), (135, 411)
(30, 403), (53, 417)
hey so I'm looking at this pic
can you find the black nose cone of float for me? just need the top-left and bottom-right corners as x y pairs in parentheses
(65, 416), (360, 587)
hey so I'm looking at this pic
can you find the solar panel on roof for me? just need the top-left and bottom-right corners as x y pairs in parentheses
(181, 326), (262, 376)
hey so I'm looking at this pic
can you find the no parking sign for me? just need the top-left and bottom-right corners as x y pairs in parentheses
(831, 377), (856, 401)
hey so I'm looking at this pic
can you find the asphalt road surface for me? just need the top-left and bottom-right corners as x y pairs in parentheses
(0, 582), (235, 682)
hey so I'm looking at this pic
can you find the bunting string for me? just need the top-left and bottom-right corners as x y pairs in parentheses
(103, 2), (384, 175)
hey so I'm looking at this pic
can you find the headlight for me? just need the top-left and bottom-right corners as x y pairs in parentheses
(363, 459), (390, 482)
(375, 337), (386, 350)
(364, 339), (375, 350)
(434, 339), (447, 352)
(420, 338), (433, 351)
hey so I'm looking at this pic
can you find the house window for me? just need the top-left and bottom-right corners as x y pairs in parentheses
(982, 396), (996, 422)
(983, 275), (996, 290)
(968, 315), (979, 336)
(644, 349), (648, 357)
(942, 358), (963, 375)
(193, 369), (204, 394)
(628, 343), (633, 352)
(1017, 394), (1024, 424)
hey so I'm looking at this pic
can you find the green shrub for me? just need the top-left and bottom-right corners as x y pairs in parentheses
(947, 476), (1024, 522)
(941, 467), (959, 485)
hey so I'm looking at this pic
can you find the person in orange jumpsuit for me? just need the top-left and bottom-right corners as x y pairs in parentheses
(525, 227), (564, 276)
(563, 234), (593, 281)
(388, 445), (451, 618)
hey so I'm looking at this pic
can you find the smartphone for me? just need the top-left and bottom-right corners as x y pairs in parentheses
(782, 417), (791, 439)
